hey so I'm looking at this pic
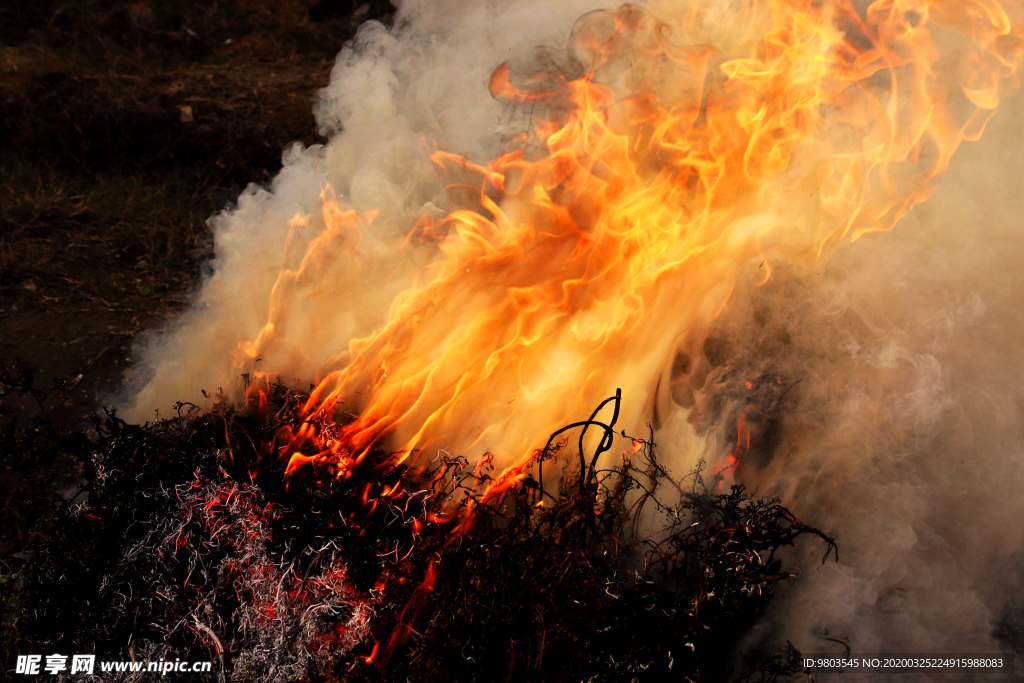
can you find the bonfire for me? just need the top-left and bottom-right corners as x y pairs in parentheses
(5, 0), (1024, 680)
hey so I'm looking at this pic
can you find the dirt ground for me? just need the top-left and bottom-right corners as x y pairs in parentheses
(0, 0), (391, 583)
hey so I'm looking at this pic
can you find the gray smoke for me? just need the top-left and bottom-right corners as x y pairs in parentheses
(119, 0), (610, 421)
(684, 90), (1024, 672)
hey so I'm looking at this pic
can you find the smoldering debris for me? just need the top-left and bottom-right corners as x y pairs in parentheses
(7, 381), (835, 682)
(395, 429), (836, 682)
(14, 408), (370, 683)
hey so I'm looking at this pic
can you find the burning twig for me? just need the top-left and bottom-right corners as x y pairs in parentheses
(10, 386), (833, 682)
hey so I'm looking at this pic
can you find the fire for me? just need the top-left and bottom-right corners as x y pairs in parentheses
(236, 0), (1022, 497)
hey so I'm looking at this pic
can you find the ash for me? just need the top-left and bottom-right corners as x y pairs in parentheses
(8, 383), (835, 682)
(20, 413), (370, 682)
(119, 473), (370, 683)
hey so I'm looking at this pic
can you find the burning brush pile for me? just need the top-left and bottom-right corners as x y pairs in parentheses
(7, 0), (1024, 679)
(12, 383), (834, 681)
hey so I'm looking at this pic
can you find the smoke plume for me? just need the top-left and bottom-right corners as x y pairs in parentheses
(121, 0), (611, 423)
(118, 0), (1024, 671)
(729, 90), (1024, 667)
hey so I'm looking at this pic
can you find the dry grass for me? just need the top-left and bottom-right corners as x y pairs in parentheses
(1, 160), (201, 305)
(8, 384), (833, 682)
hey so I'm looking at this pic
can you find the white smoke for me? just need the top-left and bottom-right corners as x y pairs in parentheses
(683, 89), (1024, 670)
(120, 0), (610, 420)
(117, 0), (1024, 673)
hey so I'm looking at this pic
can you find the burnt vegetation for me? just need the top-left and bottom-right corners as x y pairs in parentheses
(3, 374), (835, 682)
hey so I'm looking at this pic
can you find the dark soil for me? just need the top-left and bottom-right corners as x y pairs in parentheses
(0, 0), (392, 602)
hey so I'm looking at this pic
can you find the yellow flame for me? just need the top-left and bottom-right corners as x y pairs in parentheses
(242, 0), (1023, 495)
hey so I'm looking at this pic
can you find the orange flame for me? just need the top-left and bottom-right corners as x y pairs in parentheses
(240, 0), (1023, 496)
